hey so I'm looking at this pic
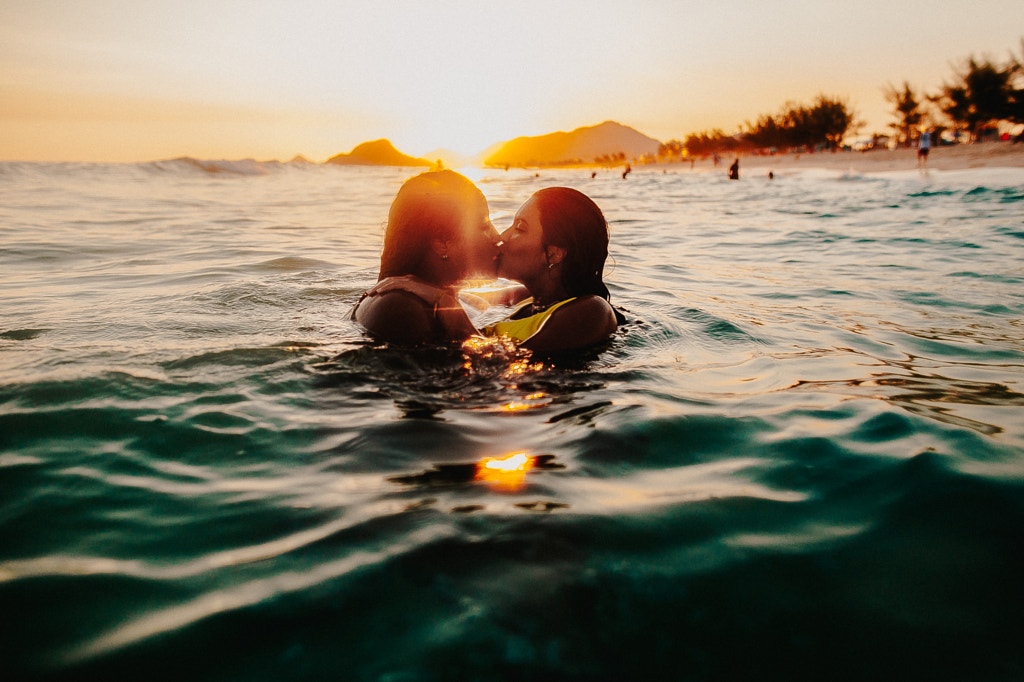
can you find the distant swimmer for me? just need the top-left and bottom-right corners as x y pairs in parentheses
(768, 171), (774, 180)
(622, 163), (632, 180)
(917, 131), (931, 168)
(728, 158), (739, 180)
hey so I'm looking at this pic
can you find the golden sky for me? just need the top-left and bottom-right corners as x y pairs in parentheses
(2, 0), (1021, 162)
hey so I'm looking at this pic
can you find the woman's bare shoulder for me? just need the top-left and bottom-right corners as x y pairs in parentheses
(523, 295), (617, 352)
(353, 290), (436, 344)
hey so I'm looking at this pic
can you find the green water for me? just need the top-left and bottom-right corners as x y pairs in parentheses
(1, 160), (1023, 680)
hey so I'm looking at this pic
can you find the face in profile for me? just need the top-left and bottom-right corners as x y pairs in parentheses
(448, 193), (501, 279)
(497, 195), (548, 284)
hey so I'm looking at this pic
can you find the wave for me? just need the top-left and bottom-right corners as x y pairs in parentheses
(145, 157), (285, 176)
(0, 158), (320, 183)
(137, 156), (413, 179)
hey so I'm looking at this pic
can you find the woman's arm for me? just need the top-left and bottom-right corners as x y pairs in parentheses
(520, 295), (618, 353)
(483, 282), (531, 306)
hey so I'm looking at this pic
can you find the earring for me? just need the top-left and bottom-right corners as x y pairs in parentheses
(442, 254), (448, 261)
(548, 262), (554, 270)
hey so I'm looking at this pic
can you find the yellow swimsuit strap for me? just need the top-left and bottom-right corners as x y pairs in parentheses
(484, 297), (576, 342)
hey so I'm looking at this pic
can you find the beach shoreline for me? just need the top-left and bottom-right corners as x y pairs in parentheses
(664, 140), (1024, 175)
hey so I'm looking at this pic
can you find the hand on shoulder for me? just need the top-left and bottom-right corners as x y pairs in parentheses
(365, 275), (444, 303)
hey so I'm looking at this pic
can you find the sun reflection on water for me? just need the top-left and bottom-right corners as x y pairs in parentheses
(501, 391), (550, 412)
(475, 451), (536, 490)
(459, 335), (544, 380)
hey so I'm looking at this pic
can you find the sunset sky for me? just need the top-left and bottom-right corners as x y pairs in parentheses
(2, 0), (1022, 162)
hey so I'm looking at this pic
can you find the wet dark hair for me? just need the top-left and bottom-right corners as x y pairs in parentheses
(531, 187), (611, 300)
(378, 170), (486, 282)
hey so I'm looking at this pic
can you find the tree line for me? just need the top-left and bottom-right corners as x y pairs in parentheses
(888, 41), (1024, 146)
(658, 40), (1024, 160)
(657, 95), (857, 160)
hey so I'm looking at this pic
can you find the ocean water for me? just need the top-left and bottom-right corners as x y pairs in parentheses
(2, 158), (1023, 681)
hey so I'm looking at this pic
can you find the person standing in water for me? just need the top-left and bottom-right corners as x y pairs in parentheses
(728, 158), (740, 180)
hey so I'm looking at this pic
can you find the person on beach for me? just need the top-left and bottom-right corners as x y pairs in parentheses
(359, 186), (620, 352)
(352, 170), (502, 344)
(918, 130), (931, 167)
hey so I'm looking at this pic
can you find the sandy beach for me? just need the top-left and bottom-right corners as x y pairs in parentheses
(674, 140), (1024, 175)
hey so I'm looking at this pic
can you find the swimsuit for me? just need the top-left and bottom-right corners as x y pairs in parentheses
(484, 298), (575, 342)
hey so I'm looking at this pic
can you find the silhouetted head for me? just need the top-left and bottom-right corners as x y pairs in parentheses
(379, 170), (499, 285)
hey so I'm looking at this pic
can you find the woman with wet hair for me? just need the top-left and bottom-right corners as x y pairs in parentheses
(352, 170), (501, 344)
(484, 186), (619, 351)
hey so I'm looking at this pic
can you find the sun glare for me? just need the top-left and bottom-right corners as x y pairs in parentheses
(396, 104), (524, 161)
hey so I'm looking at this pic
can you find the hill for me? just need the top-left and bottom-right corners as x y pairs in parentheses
(325, 139), (432, 167)
(484, 121), (662, 167)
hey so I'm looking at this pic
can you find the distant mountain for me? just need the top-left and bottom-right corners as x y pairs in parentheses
(325, 139), (432, 167)
(484, 121), (662, 167)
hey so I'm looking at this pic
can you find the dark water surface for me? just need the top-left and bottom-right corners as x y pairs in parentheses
(2, 160), (1023, 680)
